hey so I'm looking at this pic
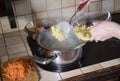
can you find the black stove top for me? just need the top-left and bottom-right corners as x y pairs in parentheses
(27, 12), (120, 72)
(81, 12), (120, 66)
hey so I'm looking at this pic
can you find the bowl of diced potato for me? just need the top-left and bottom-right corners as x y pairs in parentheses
(71, 11), (111, 41)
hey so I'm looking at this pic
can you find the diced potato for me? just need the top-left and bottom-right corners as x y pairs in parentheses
(73, 25), (93, 41)
(51, 26), (67, 41)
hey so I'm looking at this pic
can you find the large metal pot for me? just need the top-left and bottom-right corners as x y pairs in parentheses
(33, 47), (82, 65)
(25, 11), (111, 65)
(36, 11), (111, 51)
(24, 20), (83, 65)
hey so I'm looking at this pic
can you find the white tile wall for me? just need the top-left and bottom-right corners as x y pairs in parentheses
(24, 43), (31, 51)
(0, 38), (5, 46)
(62, 0), (75, 8)
(33, 12), (48, 26)
(0, 0), (119, 33)
(20, 30), (28, 43)
(114, 0), (120, 11)
(89, 1), (102, 12)
(14, 0), (32, 16)
(76, 0), (81, 5)
(47, 0), (61, 10)
(17, 15), (32, 30)
(0, 34), (3, 38)
(62, 7), (75, 20)
(48, 9), (62, 25)
(4, 31), (24, 48)
(5, 36), (23, 46)
(0, 46), (7, 56)
(0, 23), (2, 34)
(7, 43), (26, 54)
(34, 12), (48, 20)
(102, 0), (114, 12)
(27, 49), (33, 56)
(4, 31), (20, 37)
(0, 17), (18, 33)
(9, 51), (28, 59)
(31, 0), (47, 13)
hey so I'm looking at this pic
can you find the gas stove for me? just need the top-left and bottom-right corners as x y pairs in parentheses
(27, 12), (120, 72)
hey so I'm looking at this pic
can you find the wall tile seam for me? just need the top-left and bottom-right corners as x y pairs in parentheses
(88, 1), (102, 12)
(0, 37), (9, 59)
(101, 0), (115, 11)
(16, 31), (30, 56)
(79, 64), (103, 73)
(0, 20), (3, 34)
(0, 21), (10, 58)
(13, 0), (32, 16)
(8, 51), (28, 56)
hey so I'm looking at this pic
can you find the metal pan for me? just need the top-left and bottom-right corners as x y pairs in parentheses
(37, 11), (111, 51)
(37, 28), (86, 51)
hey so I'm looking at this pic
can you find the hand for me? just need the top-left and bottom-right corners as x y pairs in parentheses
(90, 21), (120, 42)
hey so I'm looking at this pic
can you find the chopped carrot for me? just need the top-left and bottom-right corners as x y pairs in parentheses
(2, 59), (34, 81)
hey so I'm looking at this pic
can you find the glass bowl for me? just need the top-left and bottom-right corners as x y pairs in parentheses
(24, 17), (66, 41)
(70, 11), (111, 42)
(71, 11), (111, 27)
(24, 20), (49, 40)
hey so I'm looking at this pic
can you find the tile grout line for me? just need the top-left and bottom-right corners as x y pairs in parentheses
(8, 51), (28, 56)
(58, 72), (64, 80)
(3, 37), (24, 46)
(0, 22), (9, 60)
(45, 0), (49, 26)
(79, 68), (84, 74)
(61, 0), (63, 21)
(30, 0), (36, 22)
(78, 61), (84, 74)
(99, 59), (120, 69)
(113, 0), (115, 11)
(118, 58), (120, 61)
(99, 63), (104, 68)
(18, 30), (29, 56)
(13, 0), (32, 17)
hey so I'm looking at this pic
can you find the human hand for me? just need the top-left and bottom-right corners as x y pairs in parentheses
(90, 21), (120, 42)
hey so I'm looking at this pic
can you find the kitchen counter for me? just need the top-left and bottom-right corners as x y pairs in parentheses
(62, 64), (120, 81)
(0, 30), (120, 81)
(0, 12), (120, 81)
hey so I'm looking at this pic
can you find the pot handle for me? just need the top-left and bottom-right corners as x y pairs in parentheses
(33, 55), (57, 65)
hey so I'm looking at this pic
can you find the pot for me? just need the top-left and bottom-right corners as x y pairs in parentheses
(36, 11), (111, 51)
(33, 47), (82, 65)
(24, 20), (83, 65)
(25, 11), (111, 65)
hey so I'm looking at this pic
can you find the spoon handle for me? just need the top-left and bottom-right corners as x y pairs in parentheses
(69, 0), (89, 21)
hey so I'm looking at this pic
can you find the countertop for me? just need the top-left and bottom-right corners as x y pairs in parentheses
(0, 30), (120, 81)
(0, 12), (120, 81)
